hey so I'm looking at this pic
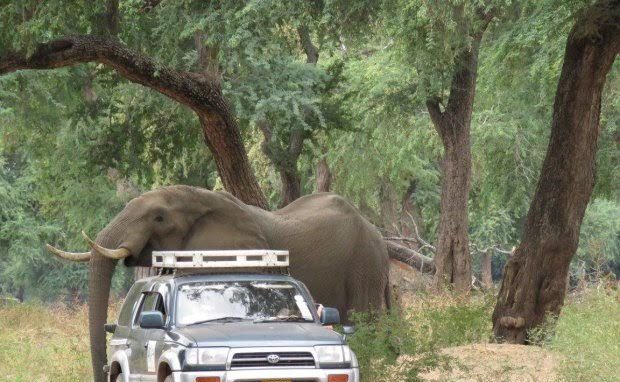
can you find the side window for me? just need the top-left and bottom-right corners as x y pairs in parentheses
(133, 292), (167, 327)
(117, 282), (146, 327)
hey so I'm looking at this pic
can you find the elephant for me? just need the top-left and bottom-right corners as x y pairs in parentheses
(47, 185), (390, 382)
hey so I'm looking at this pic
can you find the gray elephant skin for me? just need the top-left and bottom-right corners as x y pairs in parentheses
(49, 185), (390, 382)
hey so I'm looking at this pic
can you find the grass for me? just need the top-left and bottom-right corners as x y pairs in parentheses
(548, 288), (620, 382)
(0, 301), (91, 381)
(0, 287), (617, 381)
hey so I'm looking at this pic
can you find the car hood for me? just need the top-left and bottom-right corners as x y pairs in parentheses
(173, 322), (344, 347)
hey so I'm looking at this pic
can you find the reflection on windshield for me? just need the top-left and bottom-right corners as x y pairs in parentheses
(176, 281), (314, 326)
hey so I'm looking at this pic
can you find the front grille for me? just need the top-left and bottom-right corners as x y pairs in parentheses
(231, 351), (315, 368)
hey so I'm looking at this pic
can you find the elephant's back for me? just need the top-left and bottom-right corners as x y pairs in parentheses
(274, 193), (365, 221)
(262, 193), (389, 315)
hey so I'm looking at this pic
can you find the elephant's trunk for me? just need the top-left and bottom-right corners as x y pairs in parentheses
(88, 217), (131, 382)
(89, 253), (116, 382)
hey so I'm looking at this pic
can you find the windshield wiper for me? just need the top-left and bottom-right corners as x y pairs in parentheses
(253, 316), (314, 323)
(186, 316), (248, 325)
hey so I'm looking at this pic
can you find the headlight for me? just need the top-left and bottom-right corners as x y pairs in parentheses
(314, 345), (352, 367)
(185, 347), (229, 367)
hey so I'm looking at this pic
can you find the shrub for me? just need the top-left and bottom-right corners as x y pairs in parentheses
(347, 292), (495, 381)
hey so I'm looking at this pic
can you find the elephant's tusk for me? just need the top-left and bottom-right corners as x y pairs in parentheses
(81, 231), (131, 260)
(46, 244), (91, 262)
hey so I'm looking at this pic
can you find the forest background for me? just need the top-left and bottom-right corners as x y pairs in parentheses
(0, 0), (618, 304)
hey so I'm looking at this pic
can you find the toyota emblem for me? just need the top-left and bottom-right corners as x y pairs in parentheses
(267, 354), (280, 364)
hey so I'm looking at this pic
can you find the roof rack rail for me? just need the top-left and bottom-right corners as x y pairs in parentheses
(152, 250), (289, 269)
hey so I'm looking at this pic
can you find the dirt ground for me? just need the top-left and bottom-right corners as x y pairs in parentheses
(416, 343), (559, 381)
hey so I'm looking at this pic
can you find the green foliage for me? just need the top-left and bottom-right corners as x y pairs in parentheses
(0, 0), (618, 300)
(575, 199), (620, 275)
(348, 294), (494, 381)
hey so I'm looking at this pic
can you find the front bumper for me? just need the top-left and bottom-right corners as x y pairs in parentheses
(171, 367), (360, 382)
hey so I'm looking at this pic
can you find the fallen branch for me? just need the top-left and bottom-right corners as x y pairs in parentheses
(385, 240), (435, 274)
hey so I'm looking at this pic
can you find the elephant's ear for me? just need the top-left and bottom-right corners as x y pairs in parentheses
(183, 191), (269, 250)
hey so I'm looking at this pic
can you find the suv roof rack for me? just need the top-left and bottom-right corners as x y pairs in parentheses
(152, 250), (290, 270)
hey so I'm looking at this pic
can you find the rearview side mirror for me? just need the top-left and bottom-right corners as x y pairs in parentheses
(139, 311), (165, 329)
(320, 307), (340, 325)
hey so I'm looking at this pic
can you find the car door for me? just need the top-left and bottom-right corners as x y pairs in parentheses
(141, 291), (168, 382)
(128, 291), (161, 380)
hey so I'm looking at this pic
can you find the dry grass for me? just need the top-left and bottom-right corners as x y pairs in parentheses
(0, 287), (617, 381)
(0, 301), (120, 382)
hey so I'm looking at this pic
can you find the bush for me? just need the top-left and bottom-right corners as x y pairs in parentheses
(347, 293), (495, 381)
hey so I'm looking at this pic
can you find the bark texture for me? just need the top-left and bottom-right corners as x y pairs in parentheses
(492, 0), (620, 343)
(316, 156), (332, 192)
(426, 13), (490, 292)
(0, 35), (267, 208)
(481, 249), (493, 290)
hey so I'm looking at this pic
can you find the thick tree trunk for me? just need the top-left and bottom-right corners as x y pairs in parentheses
(0, 35), (267, 208)
(316, 157), (332, 192)
(432, 135), (473, 292)
(493, 0), (619, 343)
(426, 34), (484, 292)
(279, 167), (302, 207)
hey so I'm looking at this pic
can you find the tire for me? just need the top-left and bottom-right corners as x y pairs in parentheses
(115, 373), (124, 382)
(164, 375), (174, 382)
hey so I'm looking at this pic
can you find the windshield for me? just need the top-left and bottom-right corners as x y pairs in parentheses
(175, 280), (315, 326)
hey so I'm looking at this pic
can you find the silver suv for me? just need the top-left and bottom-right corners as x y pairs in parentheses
(106, 272), (360, 382)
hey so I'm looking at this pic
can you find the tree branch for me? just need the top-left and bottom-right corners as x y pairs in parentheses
(0, 35), (268, 208)
(297, 26), (319, 64)
(385, 240), (435, 273)
(425, 97), (444, 133)
(1, 35), (224, 120)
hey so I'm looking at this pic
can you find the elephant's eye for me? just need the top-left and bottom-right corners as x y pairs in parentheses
(154, 215), (164, 222)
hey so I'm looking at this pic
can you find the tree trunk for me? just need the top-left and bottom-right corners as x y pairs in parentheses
(492, 0), (620, 343)
(481, 249), (493, 290)
(426, 33), (485, 292)
(316, 157), (332, 192)
(258, 25), (320, 207)
(400, 179), (424, 249)
(432, 134), (473, 292)
(379, 179), (400, 234)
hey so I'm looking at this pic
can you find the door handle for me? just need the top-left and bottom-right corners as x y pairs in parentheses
(144, 343), (149, 349)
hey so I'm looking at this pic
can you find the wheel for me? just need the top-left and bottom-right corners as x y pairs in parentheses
(115, 372), (124, 382)
(164, 375), (174, 382)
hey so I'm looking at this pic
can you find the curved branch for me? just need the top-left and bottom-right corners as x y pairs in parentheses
(1, 35), (222, 115)
(0, 35), (267, 208)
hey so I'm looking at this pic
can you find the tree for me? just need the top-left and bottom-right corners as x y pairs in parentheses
(0, 0), (267, 208)
(493, 0), (620, 343)
(380, 0), (497, 291)
(423, 4), (495, 292)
